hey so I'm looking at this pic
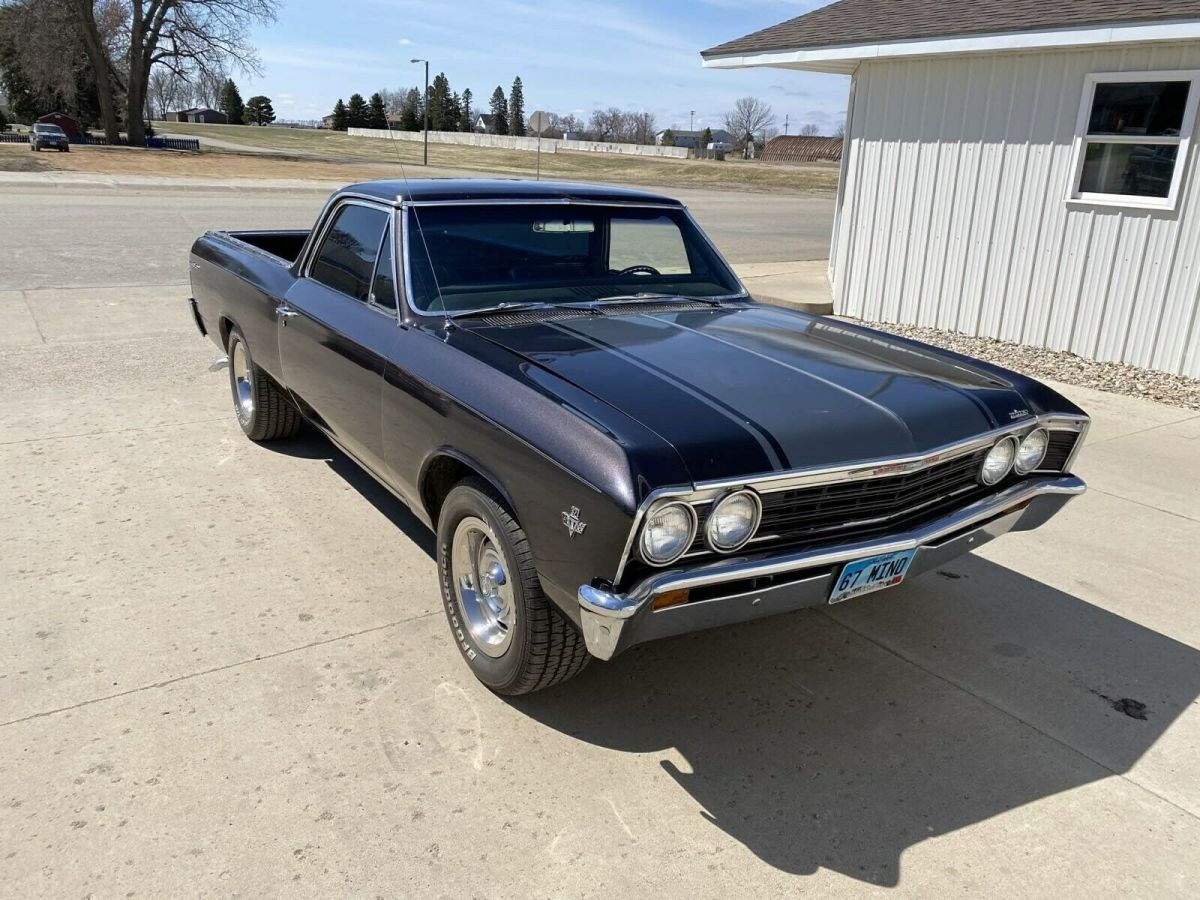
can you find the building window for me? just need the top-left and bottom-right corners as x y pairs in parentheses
(1069, 71), (1199, 209)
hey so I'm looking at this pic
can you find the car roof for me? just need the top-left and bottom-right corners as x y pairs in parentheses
(339, 178), (684, 206)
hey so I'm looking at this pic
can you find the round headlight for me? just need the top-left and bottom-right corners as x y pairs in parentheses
(705, 490), (762, 552)
(1014, 427), (1049, 474)
(980, 436), (1018, 485)
(639, 501), (696, 566)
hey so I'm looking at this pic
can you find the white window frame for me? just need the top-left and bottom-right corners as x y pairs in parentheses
(1067, 69), (1200, 211)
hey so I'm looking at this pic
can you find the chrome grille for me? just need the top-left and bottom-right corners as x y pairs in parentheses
(685, 449), (991, 558)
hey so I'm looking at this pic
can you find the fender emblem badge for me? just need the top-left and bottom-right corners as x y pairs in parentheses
(562, 506), (587, 537)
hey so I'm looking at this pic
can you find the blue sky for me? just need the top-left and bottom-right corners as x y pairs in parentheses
(239, 0), (849, 134)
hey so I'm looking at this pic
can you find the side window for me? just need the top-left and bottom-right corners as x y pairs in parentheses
(310, 204), (389, 301)
(370, 223), (398, 312)
(608, 216), (692, 275)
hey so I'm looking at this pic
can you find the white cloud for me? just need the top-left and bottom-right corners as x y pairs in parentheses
(397, 38), (413, 45)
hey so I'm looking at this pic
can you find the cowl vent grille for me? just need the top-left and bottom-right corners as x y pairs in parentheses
(485, 300), (715, 326)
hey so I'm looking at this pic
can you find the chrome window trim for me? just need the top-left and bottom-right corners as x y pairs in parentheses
(403, 197), (686, 209)
(612, 413), (1089, 585)
(300, 195), (397, 286)
(399, 200), (747, 319)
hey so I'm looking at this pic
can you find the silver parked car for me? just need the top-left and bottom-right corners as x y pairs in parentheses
(30, 123), (70, 152)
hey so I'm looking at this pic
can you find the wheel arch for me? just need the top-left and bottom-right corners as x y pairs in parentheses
(419, 448), (519, 527)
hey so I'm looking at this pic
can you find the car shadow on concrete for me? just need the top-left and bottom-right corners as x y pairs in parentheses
(262, 428), (435, 559)
(513, 554), (1200, 886)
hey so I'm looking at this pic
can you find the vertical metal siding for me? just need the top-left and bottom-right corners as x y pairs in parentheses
(832, 42), (1200, 377)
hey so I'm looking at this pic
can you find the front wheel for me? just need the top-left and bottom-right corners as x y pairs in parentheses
(437, 478), (589, 695)
(225, 326), (301, 441)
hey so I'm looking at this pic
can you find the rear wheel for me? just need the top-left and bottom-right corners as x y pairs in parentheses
(225, 326), (301, 441)
(437, 478), (589, 695)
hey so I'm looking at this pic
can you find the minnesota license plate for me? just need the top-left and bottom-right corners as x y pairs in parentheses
(829, 549), (916, 604)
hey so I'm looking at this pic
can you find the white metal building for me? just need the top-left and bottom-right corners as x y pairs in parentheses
(704, 1), (1200, 377)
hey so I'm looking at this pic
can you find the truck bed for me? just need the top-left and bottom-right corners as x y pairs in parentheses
(224, 229), (311, 265)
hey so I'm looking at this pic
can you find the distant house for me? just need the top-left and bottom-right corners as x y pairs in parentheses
(169, 108), (228, 124)
(321, 114), (336, 129)
(35, 112), (81, 141)
(655, 128), (733, 149)
(474, 113), (494, 133)
(705, 0), (1200, 377)
(760, 135), (844, 163)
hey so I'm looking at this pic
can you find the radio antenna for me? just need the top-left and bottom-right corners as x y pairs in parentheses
(382, 104), (450, 330)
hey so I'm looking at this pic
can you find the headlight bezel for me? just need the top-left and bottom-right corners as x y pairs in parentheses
(637, 500), (698, 567)
(1014, 427), (1050, 474)
(979, 435), (1019, 485)
(704, 489), (763, 553)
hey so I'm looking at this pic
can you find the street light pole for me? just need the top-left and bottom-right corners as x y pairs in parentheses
(689, 109), (694, 132)
(411, 58), (429, 165)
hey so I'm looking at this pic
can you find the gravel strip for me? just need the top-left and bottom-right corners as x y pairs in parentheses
(855, 320), (1200, 411)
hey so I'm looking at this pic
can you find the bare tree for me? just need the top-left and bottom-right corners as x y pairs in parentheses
(74, 0), (279, 146)
(724, 96), (775, 148)
(800, 122), (820, 136)
(834, 121), (846, 139)
(628, 110), (656, 145)
(148, 65), (183, 118)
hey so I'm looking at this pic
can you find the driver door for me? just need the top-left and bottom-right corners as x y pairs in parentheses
(278, 201), (400, 477)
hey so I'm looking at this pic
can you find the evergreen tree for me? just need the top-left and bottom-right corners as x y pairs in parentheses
(245, 96), (275, 126)
(367, 92), (387, 129)
(428, 73), (451, 131)
(660, 128), (675, 146)
(330, 98), (348, 131)
(399, 88), (422, 131)
(219, 79), (244, 125)
(701, 126), (713, 146)
(489, 86), (507, 135)
(346, 93), (369, 129)
(0, 106), (7, 131)
(459, 88), (473, 132)
(508, 76), (525, 136)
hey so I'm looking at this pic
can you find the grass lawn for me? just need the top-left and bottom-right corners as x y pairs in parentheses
(146, 122), (840, 193)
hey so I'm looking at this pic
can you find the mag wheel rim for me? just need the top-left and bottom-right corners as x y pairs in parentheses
(451, 516), (516, 658)
(231, 339), (254, 424)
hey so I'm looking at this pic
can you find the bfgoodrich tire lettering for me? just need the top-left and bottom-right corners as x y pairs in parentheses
(225, 326), (301, 441)
(437, 477), (589, 695)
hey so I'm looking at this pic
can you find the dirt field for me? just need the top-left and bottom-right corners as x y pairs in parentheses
(0, 123), (840, 193)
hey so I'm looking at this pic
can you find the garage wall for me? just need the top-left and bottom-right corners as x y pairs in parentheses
(833, 41), (1200, 376)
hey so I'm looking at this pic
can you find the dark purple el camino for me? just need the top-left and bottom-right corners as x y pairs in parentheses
(188, 179), (1088, 694)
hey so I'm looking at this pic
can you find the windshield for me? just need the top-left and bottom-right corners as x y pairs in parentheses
(406, 203), (742, 313)
(34, 124), (64, 135)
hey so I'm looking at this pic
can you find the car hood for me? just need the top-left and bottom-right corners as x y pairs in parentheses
(459, 304), (1044, 483)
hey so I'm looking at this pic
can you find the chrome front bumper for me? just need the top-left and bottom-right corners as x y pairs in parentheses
(577, 475), (1085, 660)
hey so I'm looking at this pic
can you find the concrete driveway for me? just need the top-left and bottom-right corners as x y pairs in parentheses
(1, 180), (1198, 897)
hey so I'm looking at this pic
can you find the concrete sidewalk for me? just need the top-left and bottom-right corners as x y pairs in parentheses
(1, 274), (1198, 896)
(736, 259), (833, 313)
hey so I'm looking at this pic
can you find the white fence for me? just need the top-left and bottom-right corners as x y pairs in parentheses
(560, 138), (687, 159)
(347, 127), (688, 159)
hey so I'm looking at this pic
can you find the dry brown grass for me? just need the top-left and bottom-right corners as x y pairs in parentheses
(1, 124), (840, 194)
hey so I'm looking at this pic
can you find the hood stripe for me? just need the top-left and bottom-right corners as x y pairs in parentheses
(647, 312), (916, 443)
(545, 320), (788, 471)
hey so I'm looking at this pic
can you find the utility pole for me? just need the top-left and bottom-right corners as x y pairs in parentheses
(784, 114), (790, 136)
(410, 58), (429, 165)
(689, 109), (695, 133)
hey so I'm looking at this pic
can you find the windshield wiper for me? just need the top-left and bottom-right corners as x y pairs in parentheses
(589, 292), (725, 307)
(445, 301), (558, 320)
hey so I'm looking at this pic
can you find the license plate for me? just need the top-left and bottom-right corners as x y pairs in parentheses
(829, 549), (916, 604)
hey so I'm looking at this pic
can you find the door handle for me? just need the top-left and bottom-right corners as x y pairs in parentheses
(276, 304), (300, 319)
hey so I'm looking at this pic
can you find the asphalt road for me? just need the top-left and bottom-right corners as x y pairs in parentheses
(2, 177), (1199, 898)
(0, 178), (834, 292)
